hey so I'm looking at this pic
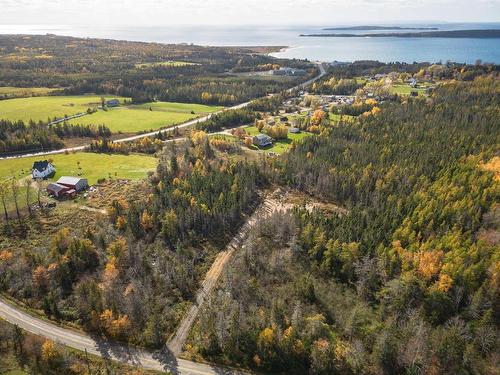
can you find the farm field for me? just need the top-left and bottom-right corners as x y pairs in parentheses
(0, 95), (127, 123)
(135, 60), (199, 68)
(0, 86), (60, 98)
(329, 113), (355, 124)
(0, 152), (157, 184)
(67, 101), (222, 133)
(389, 84), (428, 95)
(244, 125), (312, 154)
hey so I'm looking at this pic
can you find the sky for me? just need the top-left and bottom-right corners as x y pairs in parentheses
(1, 0), (499, 26)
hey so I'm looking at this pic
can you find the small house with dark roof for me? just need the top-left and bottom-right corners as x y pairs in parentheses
(253, 134), (273, 148)
(32, 160), (55, 179)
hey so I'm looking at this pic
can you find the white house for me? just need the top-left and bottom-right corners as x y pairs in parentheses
(32, 160), (56, 179)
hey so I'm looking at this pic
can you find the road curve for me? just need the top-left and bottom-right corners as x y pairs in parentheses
(0, 63), (327, 374)
(0, 197), (290, 374)
(0, 296), (246, 375)
(0, 63), (326, 160)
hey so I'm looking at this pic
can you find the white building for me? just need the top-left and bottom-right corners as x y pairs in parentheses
(32, 160), (55, 179)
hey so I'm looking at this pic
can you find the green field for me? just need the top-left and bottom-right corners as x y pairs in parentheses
(67, 101), (222, 133)
(0, 86), (60, 98)
(0, 152), (157, 185)
(0, 95), (222, 133)
(0, 95), (127, 123)
(135, 61), (199, 68)
(0, 152), (157, 214)
(245, 126), (312, 154)
(390, 84), (428, 95)
(329, 113), (355, 124)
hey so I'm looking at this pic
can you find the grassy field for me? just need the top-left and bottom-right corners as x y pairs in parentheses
(135, 60), (199, 68)
(0, 86), (60, 98)
(0, 94), (222, 133)
(390, 84), (428, 95)
(0, 95), (127, 123)
(245, 126), (312, 154)
(0, 153), (157, 214)
(68, 101), (222, 133)
(329, 113), (355, 124)
(0, 153), (157, 184)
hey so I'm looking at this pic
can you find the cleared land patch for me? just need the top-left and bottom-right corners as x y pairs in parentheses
(245, 125), (312, 154)
(67, 101), (222, 133)
(135, 60), (199, 68)
(0, 152), (157, 184)
(0, 86), (60, 98)
(389, 84), (428, 95)
(0, 95), (127, 123)
(0, 95), (222, 133)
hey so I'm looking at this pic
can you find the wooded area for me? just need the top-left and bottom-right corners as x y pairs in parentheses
(186, 73), (500, 374)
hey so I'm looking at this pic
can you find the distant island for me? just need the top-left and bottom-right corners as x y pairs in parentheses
(323, 26), (438, 31)
(301, 29), (500, 38)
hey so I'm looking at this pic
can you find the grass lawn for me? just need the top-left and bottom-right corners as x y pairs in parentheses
(329, 113), (355, 124)
(244, 126), (312, 154)
(0, 95), (222, 133)
(390, 84), (427, 95)
(67, 101), (222, 133)
(0, 153), (157, 184)
(0, 86), (59, 98)
(135, 61), (199, 68)
(0, 95), (127, 123)
(0, 153), (157, 214)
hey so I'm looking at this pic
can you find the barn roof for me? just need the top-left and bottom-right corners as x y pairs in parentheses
(47, 183), (68, 193)
(57, 176), (85, 186)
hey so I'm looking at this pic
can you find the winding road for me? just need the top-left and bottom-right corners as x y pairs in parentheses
(0, 196), (289, 374)
(0, 63), (327, 374)
(0, 63), (326, 160)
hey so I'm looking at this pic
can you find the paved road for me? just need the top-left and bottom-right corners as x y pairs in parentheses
(0, 63), (326, 160)
(0, 297), (242, 375)
(0, 196), (288, 374)
(0, 63), (327, 374)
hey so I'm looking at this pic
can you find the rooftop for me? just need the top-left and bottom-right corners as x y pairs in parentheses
(57, 176), (86, 185)
(32, 160), (51, 172)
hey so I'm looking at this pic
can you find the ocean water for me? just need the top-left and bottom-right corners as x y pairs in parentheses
(1, 23), (500, 64)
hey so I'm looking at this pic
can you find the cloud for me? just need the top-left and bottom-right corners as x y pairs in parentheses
(1, 0), (499, 25)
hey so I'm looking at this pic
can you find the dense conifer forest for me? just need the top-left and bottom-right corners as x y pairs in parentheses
(187, 74), (500, 374)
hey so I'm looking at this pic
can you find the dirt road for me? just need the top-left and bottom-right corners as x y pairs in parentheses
(167, 197), (286, 355)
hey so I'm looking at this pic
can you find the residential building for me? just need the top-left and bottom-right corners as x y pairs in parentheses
(253, 134), (273, 148)
(32, 160), (56, 179)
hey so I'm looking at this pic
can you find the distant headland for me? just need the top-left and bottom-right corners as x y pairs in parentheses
(301, 29), (500, 38)
(322, 26), (439, 31)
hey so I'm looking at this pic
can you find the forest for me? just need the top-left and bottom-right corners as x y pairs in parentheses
(0, 34), (315, 106)
(0, 119), (111, 156)
(0, 133), (264, 349)
(186, 73), (500, 374)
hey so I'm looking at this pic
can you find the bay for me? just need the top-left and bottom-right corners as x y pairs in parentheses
(1, 23), (499, 63)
